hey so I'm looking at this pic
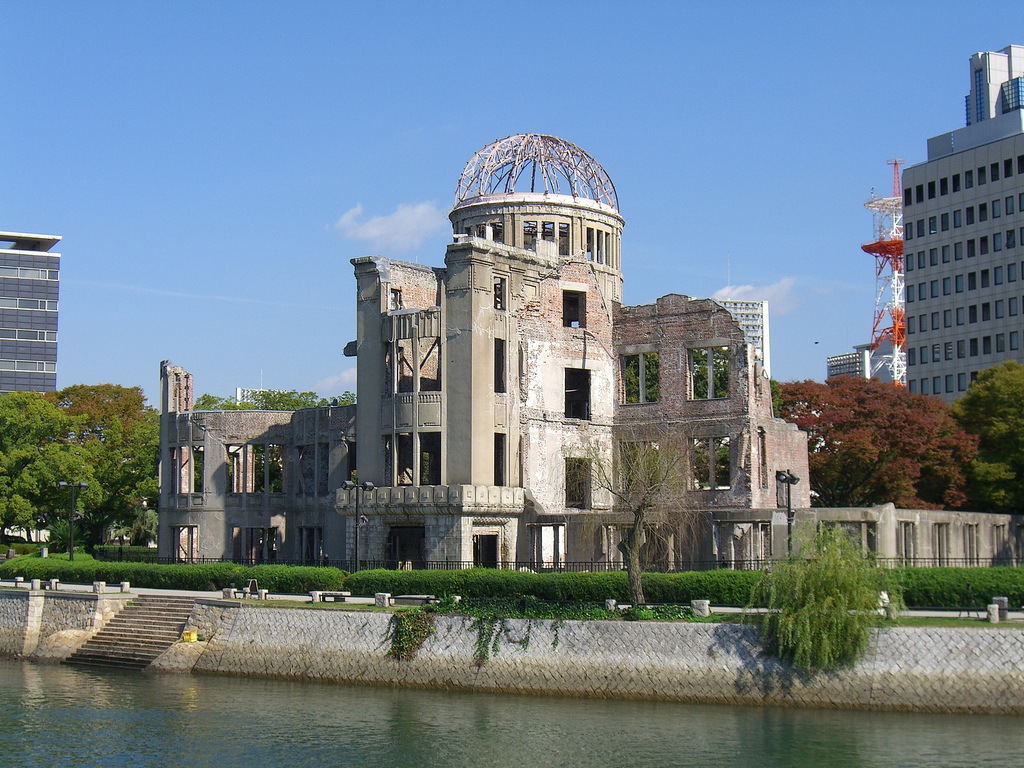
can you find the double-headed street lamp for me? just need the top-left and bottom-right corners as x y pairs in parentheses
(342, 481), (374, 571)
(56, 480), (88, 561)
(776, 469), (800, 557)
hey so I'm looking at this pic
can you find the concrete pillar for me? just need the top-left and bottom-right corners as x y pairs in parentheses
(22, 592), (44, 656)
(691, 600), (711, 618)
(994, 596), (1009, 621)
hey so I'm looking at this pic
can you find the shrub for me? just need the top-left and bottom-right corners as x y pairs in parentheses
(749, 528), (903, 671)
(895, 567), (1024, 608)
(450, 596), (614, 621)
(0, 555), (347, 593)
(343, 568), (761, 604)
(5, 543), (41, 556)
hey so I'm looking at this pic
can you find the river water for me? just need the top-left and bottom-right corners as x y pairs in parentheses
(2, 660), (1021, 768)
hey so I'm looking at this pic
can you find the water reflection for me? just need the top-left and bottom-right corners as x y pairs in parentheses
(0, 660), (1020, 768)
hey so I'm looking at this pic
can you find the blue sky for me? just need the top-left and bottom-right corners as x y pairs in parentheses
(2, 2), (1018, 404)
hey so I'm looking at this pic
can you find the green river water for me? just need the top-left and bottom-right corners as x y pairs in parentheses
(2, 660), (1021, 768)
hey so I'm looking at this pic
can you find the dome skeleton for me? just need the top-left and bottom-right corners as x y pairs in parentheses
(454, 134), (619, 212)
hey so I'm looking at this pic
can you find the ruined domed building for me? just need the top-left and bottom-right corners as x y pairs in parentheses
(158, 134), (814, 568)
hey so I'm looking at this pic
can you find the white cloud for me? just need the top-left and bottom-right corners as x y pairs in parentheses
(334, 201), (447, 252)
(713, 277), (799, 316)
(315, 368), (357, 396)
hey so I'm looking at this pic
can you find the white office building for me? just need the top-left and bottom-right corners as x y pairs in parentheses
(902, 45), (1024, 401)
(719, 299), (770, 378)
(826, 342), (894, 383)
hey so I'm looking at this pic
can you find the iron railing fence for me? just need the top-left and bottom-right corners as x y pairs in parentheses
(91, 550), (1022, 571)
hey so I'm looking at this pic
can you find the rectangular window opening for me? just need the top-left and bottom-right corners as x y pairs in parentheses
(564, 368), (591, 420)
(565, 457), (590, 508)
(562, 290), (586, 328)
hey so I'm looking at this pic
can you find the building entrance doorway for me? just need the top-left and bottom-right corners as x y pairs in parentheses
(473, 534), (499, 568)
(387, 526), (425, 569)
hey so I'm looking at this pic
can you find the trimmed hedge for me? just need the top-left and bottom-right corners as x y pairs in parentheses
(0, 556), (347, 593)
(6, 543), (41, 556)
(895, 567), (1024, 608)
(3, 556), (1022, 608)
(343, 568), (763, 605)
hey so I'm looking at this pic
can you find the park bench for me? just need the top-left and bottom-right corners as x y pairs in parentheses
(309, 591), (351, 603)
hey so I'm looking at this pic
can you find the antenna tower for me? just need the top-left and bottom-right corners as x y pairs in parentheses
(861, 159), (906, 385)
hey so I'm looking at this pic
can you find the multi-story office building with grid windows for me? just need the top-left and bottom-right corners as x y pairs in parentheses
(719, 299), (771, 378)
(0, 231), (61, 393)
(902, 45), (1024, 402)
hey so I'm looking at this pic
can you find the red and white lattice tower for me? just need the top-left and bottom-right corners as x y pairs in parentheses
(861, 159), (906, 385)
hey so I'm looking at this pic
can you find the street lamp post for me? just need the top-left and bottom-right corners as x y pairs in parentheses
(776, 470), (800, 557)
(342, 481), (374, 571)
(56, 481), (88, 561)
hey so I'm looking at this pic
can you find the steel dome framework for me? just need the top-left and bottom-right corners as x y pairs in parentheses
(454, 134), (619, 211)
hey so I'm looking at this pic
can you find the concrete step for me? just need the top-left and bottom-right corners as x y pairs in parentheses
(63, 596), (196, 671)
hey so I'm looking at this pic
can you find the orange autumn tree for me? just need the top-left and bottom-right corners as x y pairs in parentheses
(778, 378), (976, 509)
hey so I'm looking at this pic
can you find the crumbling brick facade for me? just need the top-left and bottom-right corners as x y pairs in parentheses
(158, 135), (812, 569)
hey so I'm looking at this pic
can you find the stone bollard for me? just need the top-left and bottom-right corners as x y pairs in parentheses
(30, 579), (41, 591)
(93, 581), (106, 594)
(691, 599), (711, 618)
(222, 588), (235, 600)
(14, 577), (24, 588)
(375, 592), (392, 608)
(605, 599), (618, 612)
(885, 604), (899, 621)
(258, 589), (269, 600)
(120, 582), (131, 593)
(47, 579), (59, 591)
(994, 596), (1009, 621)
(310, 591), (322, 603)
(988, 603), (1001, 623)
(40, 547), (48, 558)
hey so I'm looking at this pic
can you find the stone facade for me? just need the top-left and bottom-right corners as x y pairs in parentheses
(158, 135), (812, 568)
(333, 134), (810, 569)
(157, 361), (356, 564)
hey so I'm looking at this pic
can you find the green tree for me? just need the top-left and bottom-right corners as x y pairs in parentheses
(193, 389), (355, 411)
(192, 393), (254, 411)
(46, 384), (159, 545)
(778, 378), (976, 508)
(0, 393), (91, 538)
(750, 525), (902, 671)
(769, 378), (782, 417)
(951, 361), (1024, 511)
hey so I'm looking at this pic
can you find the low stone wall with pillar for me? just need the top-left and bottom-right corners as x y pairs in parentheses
(0, 589), (132, 660)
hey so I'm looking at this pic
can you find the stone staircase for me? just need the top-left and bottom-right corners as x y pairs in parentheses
(64, 595), (196, 671)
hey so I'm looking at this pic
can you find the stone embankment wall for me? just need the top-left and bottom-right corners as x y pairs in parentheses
(159, 601), (1024, 714)
(0, 591), (30, 656)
